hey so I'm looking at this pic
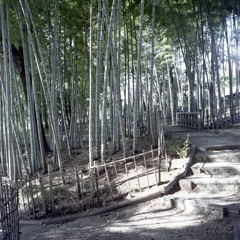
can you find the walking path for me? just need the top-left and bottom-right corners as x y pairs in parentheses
(20, 126), (240, 240)
(164, 125), (240, 148)
(20, 198), (237, 240)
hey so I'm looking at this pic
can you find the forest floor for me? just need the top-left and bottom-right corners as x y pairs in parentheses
(55, 134), (159, 170)
(19, 126), (240, 239)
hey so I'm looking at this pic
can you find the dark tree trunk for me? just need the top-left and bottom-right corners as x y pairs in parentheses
(11, 43), (51, 153)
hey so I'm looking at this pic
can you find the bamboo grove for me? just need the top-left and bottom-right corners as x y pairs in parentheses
(0, 0), (239, 181)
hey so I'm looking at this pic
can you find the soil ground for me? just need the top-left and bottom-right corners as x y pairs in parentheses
(20, 198), (237, 240)
(20, 126), (240, 239)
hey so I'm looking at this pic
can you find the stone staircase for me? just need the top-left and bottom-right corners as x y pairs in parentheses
(162, 126), (240, 238)
(168, 145), (240, 217)
(180, 146), (240, 192)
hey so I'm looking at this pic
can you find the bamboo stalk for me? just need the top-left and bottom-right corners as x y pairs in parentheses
(89, 148), (159, 169)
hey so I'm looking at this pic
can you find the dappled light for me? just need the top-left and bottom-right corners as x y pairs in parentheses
(20, 200), (236, 239)
(0, 0), (240, 239)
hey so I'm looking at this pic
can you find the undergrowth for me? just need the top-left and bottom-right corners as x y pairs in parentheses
(165, 134), (190, 158)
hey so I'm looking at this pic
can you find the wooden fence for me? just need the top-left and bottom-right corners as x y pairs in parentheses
(16, 147), (163, 219)
(0, 179), (19, 240)
(176, 112), (201, 129)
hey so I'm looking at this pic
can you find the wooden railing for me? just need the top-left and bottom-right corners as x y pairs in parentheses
(0, 180), (19, 240)
(176, 112), (201, 130)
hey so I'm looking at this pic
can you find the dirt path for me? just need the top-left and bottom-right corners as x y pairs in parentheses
(20, 197), (236, 240)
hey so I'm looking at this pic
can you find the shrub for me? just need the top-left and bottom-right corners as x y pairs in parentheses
(165, 135), (190, 158)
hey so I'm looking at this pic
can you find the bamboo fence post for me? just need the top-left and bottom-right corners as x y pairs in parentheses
(133, 156), (142, 192)
(88, 164), (96, 209)
(0, 178), (19, 240)
(0, 173), (6, 238)
(13, 187), (19, 240)
(34, 178), (41, 218)
(94, 161), (99, 190)
(24, 180), (32, 219)
(104, 162), (114, 202)
(1, 185), (7, 239)
(48, 164), (54, 213)
(97, 164), (105, 207)
(158, 153), (162, 185)
(9, 186), (13, 238)
(66, 176), (70, 212)
(74, 166), (81, 200)
(151, 145), (158, 186)
(80, 167), (84, 211)
(123, 158), (132, 197)
(93, 161), (100, 206)
(38, 173), (47, 216)
(142, 149), (150, 189)
(157, 111), (162, 185)
(112, 157), (118, 177)
(9, 187), (13, 239)
(4, 186), (9, 239)
(6, 186), (10, 238)
(12, 187), (17, 240)
(20, 188), (26, 217)
(54, 172), (62, 212)
(8, 186), (12, 239)
(28, 177), (36, 219)
(157, 111), (162, 156)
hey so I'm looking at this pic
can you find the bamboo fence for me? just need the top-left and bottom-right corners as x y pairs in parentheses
(16, 147), (164, 219)
(0, 178), (19, 240)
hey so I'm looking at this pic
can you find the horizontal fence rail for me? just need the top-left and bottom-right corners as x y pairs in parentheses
(176, 112), (201, 129)
(15, 147), (164, 219)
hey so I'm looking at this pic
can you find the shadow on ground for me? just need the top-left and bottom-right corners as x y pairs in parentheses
(20, 198), (236, 240)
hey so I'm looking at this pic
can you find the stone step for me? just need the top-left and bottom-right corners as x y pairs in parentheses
(163, 191), (240, 217)
(179, 175), (240, 192)
(195, 149), (240, 163)
(191, 162), (240, 176)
